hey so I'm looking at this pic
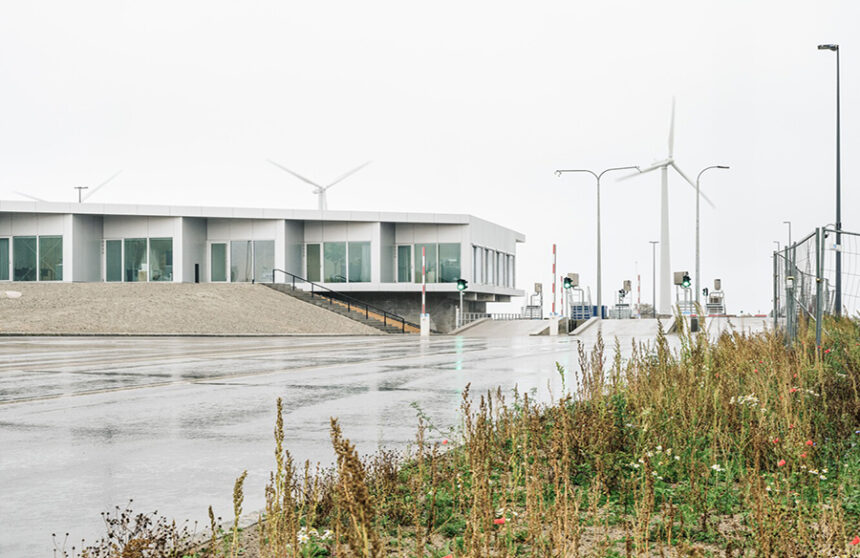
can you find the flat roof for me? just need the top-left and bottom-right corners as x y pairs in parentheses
(0, 200), (525, 242)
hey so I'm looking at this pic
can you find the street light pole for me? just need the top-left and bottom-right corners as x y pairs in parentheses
(555, 165), (640, 316)
(694, 165), (729, 306)
(818, 43), (841, 316)
(783, 221), (792, 248)
(650, 240), (658, 318)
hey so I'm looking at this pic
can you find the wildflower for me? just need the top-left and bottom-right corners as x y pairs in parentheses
(442, 439), (448, 445)
(753, 368), (758, 373)
(789, 387), (798, 393)
(772, 438), (780, 444)
(778, 459), (787, 467)
(800, 453), (807, 458)
(851, 535), (859, 545)
(674, 455), (680, 461)
(789, 424), (795, 429)
(666, 448), (672, 455)
(711, 464), (725, 472)
(652, 471), (658, 476)
(806, 440), (814, 446)
(646, 451), (654, 458)
(824, 348), (831, 354)
(320, 530), (333, 541)
(656, 445), (663, 452)
(765, 485), (772, 492)
(493, 518), (506, 525)
(820, 475), (826, 480)
(808, 469), (819, 475)
(822, 469), (828, 473)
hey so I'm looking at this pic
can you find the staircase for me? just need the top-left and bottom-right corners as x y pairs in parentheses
(264, 280), (420, 334)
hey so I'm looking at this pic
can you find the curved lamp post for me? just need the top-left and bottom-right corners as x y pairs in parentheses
(818, 43), (842, 316)
(555, 166), (640, 315)
(695, 165), (729, 305)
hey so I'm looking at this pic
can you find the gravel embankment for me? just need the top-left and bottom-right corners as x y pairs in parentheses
(0, 283), (381, 335)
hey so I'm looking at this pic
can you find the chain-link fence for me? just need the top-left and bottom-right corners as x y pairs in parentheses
(774, 225), (860, 345)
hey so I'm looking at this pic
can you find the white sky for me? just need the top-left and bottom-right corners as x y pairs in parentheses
(1, 1), (856, 313)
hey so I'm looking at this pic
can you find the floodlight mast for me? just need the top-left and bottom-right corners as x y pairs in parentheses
(555, 165), (640, 315)
(817, 43), (841, 316)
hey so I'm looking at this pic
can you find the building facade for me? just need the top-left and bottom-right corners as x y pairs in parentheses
(0, 201), (524, 331)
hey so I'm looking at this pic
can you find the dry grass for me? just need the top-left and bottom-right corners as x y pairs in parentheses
(69, 316), (860, 557)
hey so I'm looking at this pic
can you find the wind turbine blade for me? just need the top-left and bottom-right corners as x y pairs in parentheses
(323, 160), (372, 191)
(14, 191), (47, 202)
(617, 159), (670, 180)
(671, 162), (716, 208)
(668, 97), (676, 158)
(267, 159), (324, 190)
(82, 170), (122, 202)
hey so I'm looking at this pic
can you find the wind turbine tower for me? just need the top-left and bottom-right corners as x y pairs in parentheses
(620, 99), (714, 315)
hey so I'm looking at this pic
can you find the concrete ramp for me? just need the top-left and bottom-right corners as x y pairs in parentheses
(571, 318), (675, 343)
(456, 319), (552, 337)
(706, 316), (770, 339)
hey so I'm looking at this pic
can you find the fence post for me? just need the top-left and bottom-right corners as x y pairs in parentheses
(784, 246), (793, 345)
(815, 227), (824, 347)
(773, 250), (778, 332)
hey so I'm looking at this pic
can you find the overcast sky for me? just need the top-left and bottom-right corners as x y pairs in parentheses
(1, 1), (856, 313)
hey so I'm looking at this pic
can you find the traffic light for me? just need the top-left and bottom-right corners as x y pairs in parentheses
(456, 278), (468, 291)
(681, 273), (691, 288)
(702, 287), (709, 297)
(563, 277), (572, 289)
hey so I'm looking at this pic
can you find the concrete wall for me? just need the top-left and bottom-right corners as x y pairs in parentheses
(349, 292), (486, 333)
(181, 217), (207, 282)
(206, 218), (279, 241)
(71, 214), (103, 281)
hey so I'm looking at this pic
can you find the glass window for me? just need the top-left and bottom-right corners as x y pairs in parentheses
(105, 240), (122, 282)
(348, 241), (371, 282)
(124, 238), (147, 282)
(306, 244), (321, 282)
(414, 243), (438, 283)
(397, 245), (411, 282)
(254, 240), (275, 283)
(13, 236), (37, 281)
(231, 240), (253, 282)
(438, 243), (460, 283)
(323, 242), (346, 282)
(0, 238), (8, 281)
(149, 238), (173, 282)
(38, 236), (63, 281)
(210, 243), (227, 282)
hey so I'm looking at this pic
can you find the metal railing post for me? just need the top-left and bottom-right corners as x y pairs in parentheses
(773, 251), (778, 332)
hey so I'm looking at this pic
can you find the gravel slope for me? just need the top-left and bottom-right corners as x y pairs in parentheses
(0, 283), (381, 335)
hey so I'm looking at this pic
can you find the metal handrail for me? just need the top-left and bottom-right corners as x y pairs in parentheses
(270, 268), (417, 333)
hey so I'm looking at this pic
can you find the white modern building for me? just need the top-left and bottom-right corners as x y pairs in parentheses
(0, 201), (525, 331)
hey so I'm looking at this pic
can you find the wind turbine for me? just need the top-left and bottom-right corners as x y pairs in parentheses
(619, 99), (714, 315)
(267, 159), (371, 211)
(13, 171), (122, 203)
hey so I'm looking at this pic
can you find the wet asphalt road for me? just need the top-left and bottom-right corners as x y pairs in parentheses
(0, 334), (606, 557)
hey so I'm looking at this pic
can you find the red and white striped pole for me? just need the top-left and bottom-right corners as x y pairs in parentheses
(637, 273), (641, 316)
(551, 244), (557, 316)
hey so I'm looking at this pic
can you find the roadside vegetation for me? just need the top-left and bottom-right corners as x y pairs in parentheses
(61, 317), (860, 557)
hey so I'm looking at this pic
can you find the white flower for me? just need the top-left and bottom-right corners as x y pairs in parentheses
(766, 486), (772, 491)
(666, 448), (672, 455)
(321, 530), (333, 541)
(710, 464), (725, 472)
(646, 451), (654, 458)
(652, 471), (658, 476)
(820, 475), (827, 480)
(656, 445), (663, 452)
(674, 455), (680, 461)
(638, 458), (645, 464)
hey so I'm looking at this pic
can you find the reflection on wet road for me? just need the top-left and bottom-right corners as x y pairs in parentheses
(0, 334), (611, 557)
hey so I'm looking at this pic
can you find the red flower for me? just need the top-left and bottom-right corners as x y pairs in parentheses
(824, 348), (831, 354)
(777, 459), (786, 467)
(753, 369), (758, 374)
(789, 388), (798, 393)
(800, 452), (807, 458)
(493, 518), (506, 525)
(788, 424), (795, 429)
(772, 438), (780, 444)
(442, 555), (454, 558)
(851, 536), (859, 545)
(442, 439), (448, 445)
(806, 440), (814, 446)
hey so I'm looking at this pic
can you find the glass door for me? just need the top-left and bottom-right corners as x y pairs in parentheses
(210, 243), (227, 282)
(0, 238), (9, 281)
